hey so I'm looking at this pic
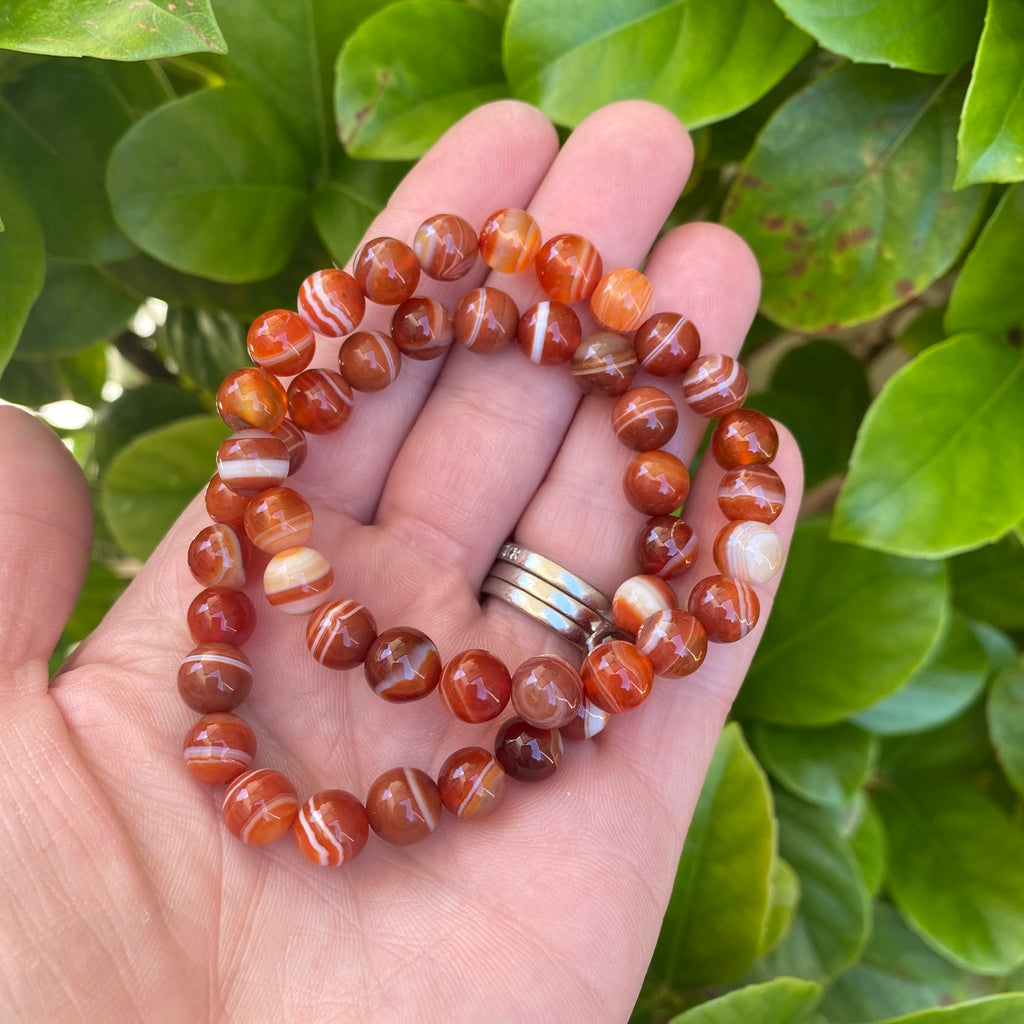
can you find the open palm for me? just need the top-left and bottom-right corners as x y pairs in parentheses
(0, 101), (801, 1024)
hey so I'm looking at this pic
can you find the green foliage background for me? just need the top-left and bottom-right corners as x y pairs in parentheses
(1, 1), (1023, 1021)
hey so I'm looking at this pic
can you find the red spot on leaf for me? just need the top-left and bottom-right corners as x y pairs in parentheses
(761, 215), (785, 231)
(740, 174), (762, 189)
(895, 278), (915, 298)
(820, 322), (841, 334)
(793, 221), (809, 236)
(789, 260), (807, 277)
(850, 226), (874, 244)
(784, 238), (803, 252)
(821, 198), (837, 214)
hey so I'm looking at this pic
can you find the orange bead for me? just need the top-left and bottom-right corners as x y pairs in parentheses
(688, 574), (760, 643)
(711, 408), (779, 467)
(713, 520), (783, 584)
(216, 367), (288, 432)
(414, 213), (478, 281)
(353, 237), (420, 305)
(438, 648), (511, 723)
(636, 609), (707, 677)
(339, 330), (401, 391)
(612, 574), (677, 635)
(187, 586), (256, 645)
(365, 627), (441, 702)
(634, 312), (700, 376)
(570, 331), (637, 396)
(298, 269), (365, 337)
(183, 711), (257, 784)
(612, 386), (679, 450)
(391, 296), (454, 360)
(263, 546), (335, 615)
(306, 599), (377, 669)
(366, 767), (442, 845)
(205, 474), (249, 528)
(494, 718), (563, 781)
(247, 309), (316, 376)
(517, 300), (581, 364)
(623, 450), (690, 515)
(682, 354), (748, 418)
(269, 418), (308, 474)
(222, 768), (299, 845)
(244, 485), (314, 554)
(581, 639), (654, 714)
(453, 287), (519, 354)
(188, 523), (247, 588)
(286, 368), (353, 434)
(216, 429), (290, 496)
(177, 642), (252, 713)
(295, 789), (370, 866)
(637, 516), (699, 579)
(510, 655), (583, 729)
(535, 233), (603, 303)
(718, 465), (785, 523)
(438, 747), (507, 820)
(478, 208), (542, 273)
(590, 268), (653, 332)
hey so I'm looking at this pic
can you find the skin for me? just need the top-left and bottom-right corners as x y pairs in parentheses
(0, 101), (802, 1024)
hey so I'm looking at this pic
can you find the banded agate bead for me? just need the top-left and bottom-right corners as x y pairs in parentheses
(637, 516), (699, 579)
(298, 269), (365, 338)
(222, 768), (299, 846)
(711, 408), (779, 468)
(688, 574), (760, 643)
(306, 599), (378, 670)
(561, 698), (610, 741)
(535, 233), (603, 303)
(590, 268), (653, 332)
(478, 208), (542, 273)
(187, 586), (256, 646)
(623, 450), (690, 516)
(339, 330), (401, 391)
(177, 642), (253, 712)
(414, 213), (478, 281)
(633, 312), (700, 376)
(205, 474), (249, 528)
(216, 367), (288, 432)
(366, 767), (442, 845)
(188, 523), (247, 589)
(263, 546), (335, 614)
(612, 387), (679, 450)
(353, 237), (421, 305)
(718, 465), (786, 523)
(713, 520), (783, 584)
(391, 296), (454, 360)
(612, 574), (677, 635)
(453, 287), (519, 354)
(517, 300), (582, 364)
(438, 648), (511, 723)
(494, 718), (563, 781)
(182, 712), (257, 783)
(271, 418), (307, 474)
(216, 429), (290, 496)
(570, 331), (637, 396)
(682, 354), (748, 418)
(244, 486), (314, 554)
(581, 640), (654, 713)
(437, 747), (507, 820)
(286, 368), (354, 434)
(295, 789), (370, 866)
(636, 609), (707, 678)
(247, 309), (316, 377)
(364, 627), (441, 702)
(510, 655), (584, 729)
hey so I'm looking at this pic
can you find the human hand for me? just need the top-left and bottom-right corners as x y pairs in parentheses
(0, 100), (802, 1024)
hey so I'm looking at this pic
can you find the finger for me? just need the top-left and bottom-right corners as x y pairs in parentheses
(377, 101), (694, 578)
(0, 407), (92, 693)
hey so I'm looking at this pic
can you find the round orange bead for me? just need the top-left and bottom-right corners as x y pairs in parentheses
(623, 450), (691, 516)
(437, 747), (507, 820)
(365, 627), (441, 702)
(188, 523), (247, 589)
(636, 609), (707, 677)
(187, 586), (256, 646)
(205, 474), (249, 528)
(306, 599), (377, 670)
(711, 409), (779, 468)
(633, 312), (700, 376)
(637, 516), (699, 579)
(453, 287), (519, 354)
(590, 268), (653, 332)
(216, 429), (290, 496)
(682, 354), (749, 418)
(366, 767), (442, 845)
(222, 768), (299, 845)
(353, 237), (420, 305)
(510, 655), (583, 729)
(339, 330), (401, 391)
(298, 268), (365, 337)
(177, 642), (252, 713)
(183, 712), (257, 784)
(612, 386), (679, 451)
(581, 639), (654, 714)
(479, 208), (542, 273)
(243, 485), (314, 554)
(391, 296), (454, 360)
(216, 367), (288, 432)
(688, 574), (760, 643)
(535, 233), (603, 303)
(713, 520), (783, 584)
(570, 331), (637, 396)
(263, 546), (335, 614)
(612, 574), (677, 635)
(286, 368), (353, 434)
(718, 465), (786, 523)
(295, 789), (370, 866)
(438, 648), (512, 723)
(517, 300), (581, 364)
(247, 309), (316, 376)
(414, 213), (478, 280)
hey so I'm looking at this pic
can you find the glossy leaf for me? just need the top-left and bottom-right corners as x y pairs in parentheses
(860, 996), (1024, 1024)
(846, 796), (887, 897)
(0, 161), (45, 375)
(750, 722), (876, 807)
(772, 0), (984, 73)
(750, 790), (871, 982)
(833, 335), (1024, 556)
(758, 857), (801, 957)
(818, 901), (970, 1024)
(0, 0), (225, 59)
(897, 305), (948, 355)
(956, 0), (1024, 186)
(108, 85), (309, 282)
(0, 61), (135, 262)
(648, 724), (774, 988)
(878, 700), (994, 779)
(877, 781), (1024, 974)
(335, 0), (507, 158)
(504, 0), (811, 130)
(853, 613), (989, 735)
(951, 534), (1024, 629)
(736, 520), (948, 726)
(0, 344), (106, 409)
(667, 978), (821, 1024)
(722, 65), (987, 331)
(987, 659), (1024, 797)
(100, 416), (230, 560)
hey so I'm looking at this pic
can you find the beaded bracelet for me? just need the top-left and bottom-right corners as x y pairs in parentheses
(179, 208), (786, 865)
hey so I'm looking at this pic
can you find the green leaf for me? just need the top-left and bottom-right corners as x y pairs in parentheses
(772, 0), (984, 74)
(160, 307), (248, 402)
(0, 343), (106, 409)
(946, 184), (1024, 334)
(818, 901), (970, 1024)
(987, 659), (1024, 797)
(312, 157), (411, 265)
(0, 61), (136, 262)
(667, 978), (821, 1024)
(0, 0), (226, 59)
(505, 0), (810, 131)
(833, 335), (1024, 556)
(335, 0), (507, 158)
(735, 520), (948, 726)
(722, 65), (987, 332)
(16, 263), (139, 358)
(107, 84), (309, 282)
(855, 995), (1024, 1024)
(876, 781), (1024, 974)
(750, 722), (876, 807)
(951, 534), (1024, 630)
(956, 0), (1024, 187)
(896, 305), (949, 355)
(852, 613), (989, 736)
(878, 699), (994, 780)
(846, 796), (887, 897)
(0, 160), (44, 374)
(759, 857), (802, 957)
(61, 558), (128, 647)
(648, 724), (774, 989)
(100, 415), (229, 560)
(750, 790), (871, 983)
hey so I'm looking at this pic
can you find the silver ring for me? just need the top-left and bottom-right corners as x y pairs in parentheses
(486, 562), (610, 635)
(496, 542), (612, 614)
(480, 577), (592, 646)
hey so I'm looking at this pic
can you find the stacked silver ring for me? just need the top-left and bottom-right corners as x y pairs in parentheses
(482, 542), (627, 650)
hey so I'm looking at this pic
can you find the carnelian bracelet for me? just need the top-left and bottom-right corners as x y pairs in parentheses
(178, 208), (786, 865)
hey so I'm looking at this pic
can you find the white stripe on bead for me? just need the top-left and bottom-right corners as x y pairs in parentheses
(404, 767), (439, 832)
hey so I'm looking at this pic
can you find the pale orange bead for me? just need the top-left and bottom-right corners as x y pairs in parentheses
(590, 268), (654, 332)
